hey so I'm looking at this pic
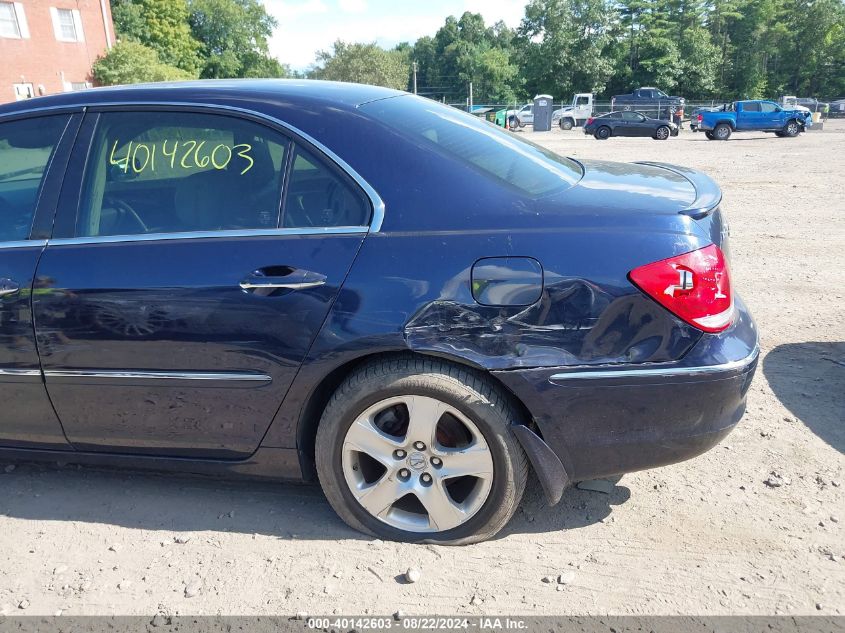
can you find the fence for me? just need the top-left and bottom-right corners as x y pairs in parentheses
(455, 98), (841, 124)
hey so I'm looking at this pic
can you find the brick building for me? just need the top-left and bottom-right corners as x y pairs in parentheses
(0, 0), (114, 104)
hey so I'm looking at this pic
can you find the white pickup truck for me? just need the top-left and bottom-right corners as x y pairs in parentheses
(504, 103), (534, 129)
(552, 93), (594, 130)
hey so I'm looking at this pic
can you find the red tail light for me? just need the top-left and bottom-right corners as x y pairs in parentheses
(587, 117), (594, 125)
(629, 244), (734, 333)
(697, 114), (703, 122)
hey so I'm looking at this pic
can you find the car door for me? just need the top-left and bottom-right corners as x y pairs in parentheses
(621, 111), (650, 136)
(0, 111), (81, 449)
(758, 101), (781, 129)
(736, 101), (760, 130)
(33, 107), (373, 458)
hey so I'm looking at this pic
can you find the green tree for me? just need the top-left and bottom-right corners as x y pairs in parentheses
(187, 0), (286, 78)
(93, 41), (193, 85)
(412, 13), (520, 103)
(517, 0), (617, 99)
(110, 0), (201, 75)
(310, 40), (410, 90)
(773, 0), (845, 96)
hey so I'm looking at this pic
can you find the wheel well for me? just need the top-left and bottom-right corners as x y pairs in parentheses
(296, 351), (539, 481)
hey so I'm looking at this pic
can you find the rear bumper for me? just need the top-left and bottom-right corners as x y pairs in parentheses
(494, 296), (758, 482)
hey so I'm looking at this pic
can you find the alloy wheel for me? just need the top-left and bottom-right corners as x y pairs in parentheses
(341, 395), (494, 533)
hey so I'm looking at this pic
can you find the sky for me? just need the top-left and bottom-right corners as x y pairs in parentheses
(261, 0), (527, 71)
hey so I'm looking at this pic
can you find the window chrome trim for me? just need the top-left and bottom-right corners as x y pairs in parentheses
(0, 239), (47, 250)
(47, 226), (368, 247)
(1, 99), (386, 233)
(549, 345), (759, 384)
(44, 369), (272, 383)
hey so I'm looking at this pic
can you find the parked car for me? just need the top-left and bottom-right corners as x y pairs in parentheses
(780, 96), (829, 113)
(698, 99), (811, 140)
(583, 110), (679, 139)
(830, 98), (845, 116)
(552, 93), (594, 130)
(611, 87), (685, 120)
(0, 80), (757, 544)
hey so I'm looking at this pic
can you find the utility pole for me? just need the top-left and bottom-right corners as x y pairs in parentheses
(469, 81), (473, 112)
(412, 61), (418, 95)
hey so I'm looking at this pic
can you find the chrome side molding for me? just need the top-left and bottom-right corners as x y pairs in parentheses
(44, 369), (272, 384)
(0, 368), (42, 377)
(549, 345), (759, 384)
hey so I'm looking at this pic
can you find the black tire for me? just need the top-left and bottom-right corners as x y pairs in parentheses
(714, 123), (732, 140)
(595, 126), (611, 140)
(508, 116), (519, 131)
(783, 119), (801, 137)
(654, 125), (671, 140)
(704, 131), (715, 140)
(560, 118), (574, 131)
(315, 355), (529, 545)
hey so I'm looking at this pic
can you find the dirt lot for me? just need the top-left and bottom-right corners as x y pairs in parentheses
(1, 121), (843, 618)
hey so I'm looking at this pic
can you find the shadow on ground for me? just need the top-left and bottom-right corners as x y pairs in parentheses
(0, 462), (628, 541)
(763, 341), (845, 453)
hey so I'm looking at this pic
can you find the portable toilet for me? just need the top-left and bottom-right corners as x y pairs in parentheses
(533, 94), (554, 131)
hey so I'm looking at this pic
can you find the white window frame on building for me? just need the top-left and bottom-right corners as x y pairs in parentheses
(50, 6), (85, 42)
(13, 82), (34, 101)
(0, 2), (30, 39)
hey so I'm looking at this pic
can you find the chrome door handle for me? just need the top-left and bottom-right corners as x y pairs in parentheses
(239, 279), (325, 291)
(0, 278), (20, 298)
(239, 268), (327, 293)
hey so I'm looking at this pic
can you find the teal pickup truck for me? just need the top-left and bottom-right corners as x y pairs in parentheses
(697, 99), (812, 140)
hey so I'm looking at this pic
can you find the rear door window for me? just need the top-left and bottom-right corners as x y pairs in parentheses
(283, 145), (370, 228)
(77, 111), (289, 237)
(0, 115), (69, 241)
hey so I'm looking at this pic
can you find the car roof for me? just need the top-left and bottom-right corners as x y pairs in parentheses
(0, 79), (405, 117)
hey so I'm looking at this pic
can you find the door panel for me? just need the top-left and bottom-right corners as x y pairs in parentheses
(0, 245), (68, 447)
(0, 113), (76, 449)
(736, 103), (759, 130)
(34, 233), (364, 457)
(33, 108), (372, 458)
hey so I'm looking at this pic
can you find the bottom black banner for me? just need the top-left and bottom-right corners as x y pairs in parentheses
(0, 616), (842, 633)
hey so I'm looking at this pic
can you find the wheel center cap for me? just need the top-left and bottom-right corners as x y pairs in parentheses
(407, 451), (426, 471)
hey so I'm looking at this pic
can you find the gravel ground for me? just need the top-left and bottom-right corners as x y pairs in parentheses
(0, 121), (843, 618)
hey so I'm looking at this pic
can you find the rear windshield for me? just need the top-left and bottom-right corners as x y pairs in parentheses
(361, 96), (582, 197)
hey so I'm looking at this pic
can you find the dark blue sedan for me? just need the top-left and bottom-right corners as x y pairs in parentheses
(0, 80), (757, 544)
